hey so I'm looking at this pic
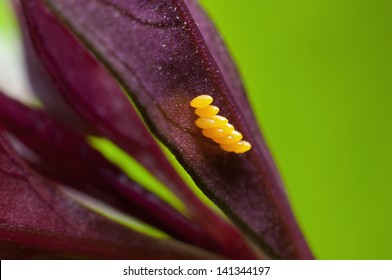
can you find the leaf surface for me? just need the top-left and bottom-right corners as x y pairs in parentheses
(0, 91), (222, 254)
(20, 0), (256, 259)
(0, 130), (217, 259)
(40, 0), (313, 259)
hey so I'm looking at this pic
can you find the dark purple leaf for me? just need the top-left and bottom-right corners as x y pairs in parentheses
(40, 0), (313, 259)
(23, 33), (93, 134)
(0, 91), (229, 256)
(0, 130), (218, 259)
(19, 0), (257, 259)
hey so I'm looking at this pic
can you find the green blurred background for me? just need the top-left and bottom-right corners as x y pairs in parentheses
(1, 0), (392, 259)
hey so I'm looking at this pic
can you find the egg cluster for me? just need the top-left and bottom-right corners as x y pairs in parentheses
(190, 95), (252, 154)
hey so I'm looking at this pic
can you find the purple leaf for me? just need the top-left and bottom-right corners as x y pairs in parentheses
(0, 130), (218, 259)
(40, 0), (313, 258)
(19, 0), (257, 259)
(0, 91), (225, 255)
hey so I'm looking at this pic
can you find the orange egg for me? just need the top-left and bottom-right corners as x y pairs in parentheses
(190, 95), (251, 154)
